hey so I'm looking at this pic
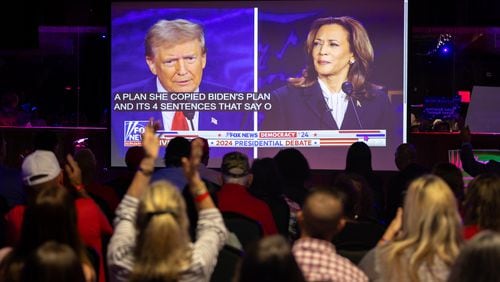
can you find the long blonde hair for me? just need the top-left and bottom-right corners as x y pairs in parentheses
(378, 175), (462, 282)
(130, 181), (192, 282)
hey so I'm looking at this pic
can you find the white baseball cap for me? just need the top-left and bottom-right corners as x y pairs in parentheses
(22, 150), (61, 186)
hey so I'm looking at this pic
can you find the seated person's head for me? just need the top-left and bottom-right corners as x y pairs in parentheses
(345, 142), (372, 174)
(125, 146), (145, 171)
(432, 162), (465, 204)
(163, 137), (190, 168)
(21, 184), (80, 249)
(236, 235), (306, 282)
(298, 187), (345, 241)
(221, 151), (251, 187)
(274, 148), (311, 184)
(463, 173), (500, 232)
(0, 185), (87, 282)
(73, 148), (97, 185)
(394, 143), (417, 170)
(22, 241), (85, 282)
(22, 150), (63, 195)
(192, 137), (209, 166)
(447, 231), (500, 282)
(132, 180), (191, 281)
(249, 158), (284, 199)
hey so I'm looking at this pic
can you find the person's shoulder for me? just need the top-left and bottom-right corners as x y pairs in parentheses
(75, 197), (102, 212)
(112, 77), (156, 93)
(366, 83), (388, 97)
(6, 204), (25, 219)
(273, 81), (318, 97)
(0, 246), (13, 262)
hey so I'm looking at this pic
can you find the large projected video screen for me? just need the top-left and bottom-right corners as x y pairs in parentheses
(111, 1), (406, 170)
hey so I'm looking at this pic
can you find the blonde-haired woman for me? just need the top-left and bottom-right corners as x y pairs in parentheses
(359, 175), (462, 282)
(107, 121), (228, 282)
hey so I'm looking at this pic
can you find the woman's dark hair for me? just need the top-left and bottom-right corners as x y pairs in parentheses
(333, 172), (374, 220)
(289, 16), (376, 100)
(163, 136), (190, 167)
(463, 173), (500, 231)
(432, 162), (465, 203)
(345, 142), (372, 176)
(447, 231), (500, 282)
(235, 235), (306, 282)
(21, 241), (85, 282)
(274, 148), (310, 205)
(249, 158), (284, 200)
(0, 185), (87, 281)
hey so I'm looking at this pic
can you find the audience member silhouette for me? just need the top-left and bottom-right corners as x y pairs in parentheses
(274, 148), (311, 207)
(331, 174), (385, 261)
(447, 230), (500, 282)
(462, 173), (500, 239)
(248, 158), (290, 239)
(274, 148), (311, 240)
(150, 136), (190, 190)
(385, 143), (429, 222)
(74, 148), (120, 222)
(0, 185), (95, 282)
(345, 142), (384, 220)
(21, 241), (86, 282)
(333, 173), (376, 221)
(235, 235), (306, 282)
(432, 162), (465, 206)
(459, 126), (500, 176)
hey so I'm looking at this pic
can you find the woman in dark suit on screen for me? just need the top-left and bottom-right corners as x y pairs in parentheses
(261, 16), (392, 131)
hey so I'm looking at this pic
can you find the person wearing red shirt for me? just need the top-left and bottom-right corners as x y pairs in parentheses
(216, 152), (278, 236)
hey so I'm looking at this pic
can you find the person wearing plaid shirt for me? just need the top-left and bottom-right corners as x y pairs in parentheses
(293, 187), (368, 282)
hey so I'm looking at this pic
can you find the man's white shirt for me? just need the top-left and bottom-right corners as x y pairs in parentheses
(157, 77), (199, 131)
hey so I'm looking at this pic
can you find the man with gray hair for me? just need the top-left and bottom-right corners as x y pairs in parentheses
(216, 151), (278, 236)
(113, 19), (251, 131)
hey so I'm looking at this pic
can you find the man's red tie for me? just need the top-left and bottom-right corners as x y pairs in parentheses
(171, 111), (189, 130)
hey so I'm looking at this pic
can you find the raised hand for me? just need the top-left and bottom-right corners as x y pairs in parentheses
(182, 138), (204, 189)
(65, 154), (82, 188)
(127, 118), (160, 198)
(379, 207), (403, 245)
(142, 118), (160, 160)
(459, 125), (471, 143)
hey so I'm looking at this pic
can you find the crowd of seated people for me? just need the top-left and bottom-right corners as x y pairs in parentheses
(0, 120), (499, 282)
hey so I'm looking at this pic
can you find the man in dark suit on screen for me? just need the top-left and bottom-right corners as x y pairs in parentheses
(112, 19), (251, 132)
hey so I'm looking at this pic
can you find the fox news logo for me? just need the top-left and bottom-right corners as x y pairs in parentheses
(124, 121), (148, 146)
